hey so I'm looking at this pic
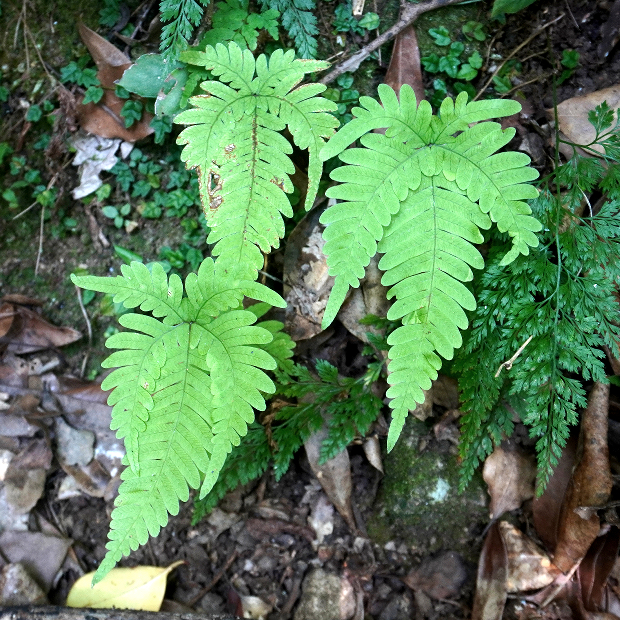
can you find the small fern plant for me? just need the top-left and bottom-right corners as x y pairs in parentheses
(73, 42), (542, 582)
(318, 85), (541, 450)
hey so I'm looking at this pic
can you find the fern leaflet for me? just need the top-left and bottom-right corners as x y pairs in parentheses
(319, 86), (541, 449)
(175, 42), (338, 279)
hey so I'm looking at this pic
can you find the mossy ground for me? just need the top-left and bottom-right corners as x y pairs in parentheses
(367, 417), (489, 562)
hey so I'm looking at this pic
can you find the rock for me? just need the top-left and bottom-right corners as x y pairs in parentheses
(0, 563), (48, 605)
(378, 593), (413, 620)
(294, 568), (354, 620)
(404, 551), (469, 600)
(55, 418), (95, 467)
(367, 417), (488, 561)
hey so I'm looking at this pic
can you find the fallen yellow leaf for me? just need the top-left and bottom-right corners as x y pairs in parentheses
(66, 561), (184, 611)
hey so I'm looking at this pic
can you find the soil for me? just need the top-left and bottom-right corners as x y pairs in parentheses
(1, 0), (619, 618)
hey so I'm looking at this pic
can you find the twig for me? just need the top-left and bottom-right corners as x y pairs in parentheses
(187, 549), (238, 607)
(35, 202), (45, 277)
(499, 72), (553, 97)
(319, 0), (466, 85)
(494, 335), (533, 378)
(474, 14), (565, 101)
(12, 200), (39, 220)
(75, 285), (93, 378)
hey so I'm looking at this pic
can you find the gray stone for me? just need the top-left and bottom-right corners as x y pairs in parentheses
(367, 417), (488, 561)
(378, 593), (413, 620)
(294, 569), (342, 620)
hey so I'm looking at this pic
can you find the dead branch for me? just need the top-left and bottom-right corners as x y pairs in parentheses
(319, 0), (465, 85)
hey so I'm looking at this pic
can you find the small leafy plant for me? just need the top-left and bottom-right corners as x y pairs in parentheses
(457, 101), (620, 492)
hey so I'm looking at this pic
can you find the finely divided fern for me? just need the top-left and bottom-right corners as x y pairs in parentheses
(176, 42), (338, 278)
(258, 0), (318, 58)
(319, 85), (541, 449)
(160, 0), (209, 59)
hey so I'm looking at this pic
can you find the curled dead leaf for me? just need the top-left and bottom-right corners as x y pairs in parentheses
(554, 383), (612, 572)
(76, 24), (153, 141)
(498, 521), (560, 592)
(472, 521), (508, 620)
(483, 443), (536, 519)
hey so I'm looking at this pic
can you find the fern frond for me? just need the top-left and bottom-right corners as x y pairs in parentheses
(176, 42), (337, 279)
(319, 86), (541, 451)
(258, 0), (318, 58)
(75, 257), (287, 583)
(192, 309), (277, 497)
(160, 0), (209, 59)
(93, 324), (213, 583)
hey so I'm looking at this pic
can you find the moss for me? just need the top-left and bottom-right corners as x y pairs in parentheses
(367, 417), (489, 561)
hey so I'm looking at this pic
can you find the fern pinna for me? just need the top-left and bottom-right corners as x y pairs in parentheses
(175, 42), (338, 279)
(319, 86), (541, 450)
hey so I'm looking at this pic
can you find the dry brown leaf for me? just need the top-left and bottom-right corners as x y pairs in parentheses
(0, 563), (48, 605)
(362, 435), (383, 473)
(76, 23), (153, 141)
(554, 382), (612, 572)
(3, 463), (46, 513)
(305, 422), (357, 532)
(472, 521), (508, 620)
(483, 444), (536, 519)
(283, 207), (332, 340)
(553, 86), (620, 155)
(432, 374), (459, 410)
(533, 433), (578, 552)
(0, 303), (81, 354)
(383, 25), (425, 102)
(0, 303), (15, 341)
(499, 521), (560, 592)
(60, 459), (111, 498)
(576, 526), (620, 613)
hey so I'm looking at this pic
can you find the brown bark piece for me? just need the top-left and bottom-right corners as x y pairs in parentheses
(553, 383), (612, 572)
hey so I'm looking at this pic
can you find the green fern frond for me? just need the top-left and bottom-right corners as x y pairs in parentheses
(319, 86), (541, 451)
(175, 42), (338, 279)
(160, 0), (209, 59)
(73, 258), (287, 584)
(93, 325), (213, 583)
(258, 0), (318, 58)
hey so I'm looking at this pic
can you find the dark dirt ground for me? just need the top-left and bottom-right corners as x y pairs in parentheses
(1, 0), (620, 618)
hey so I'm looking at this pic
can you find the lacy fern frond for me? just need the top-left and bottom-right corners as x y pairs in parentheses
(72, 259), (286, 583)
(319, 86), (541, 450)
(175, 42), (338, 279)
(456, 103), (620, 490)
(160, 0), (209, 59)
(257, 0), (318, 58)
